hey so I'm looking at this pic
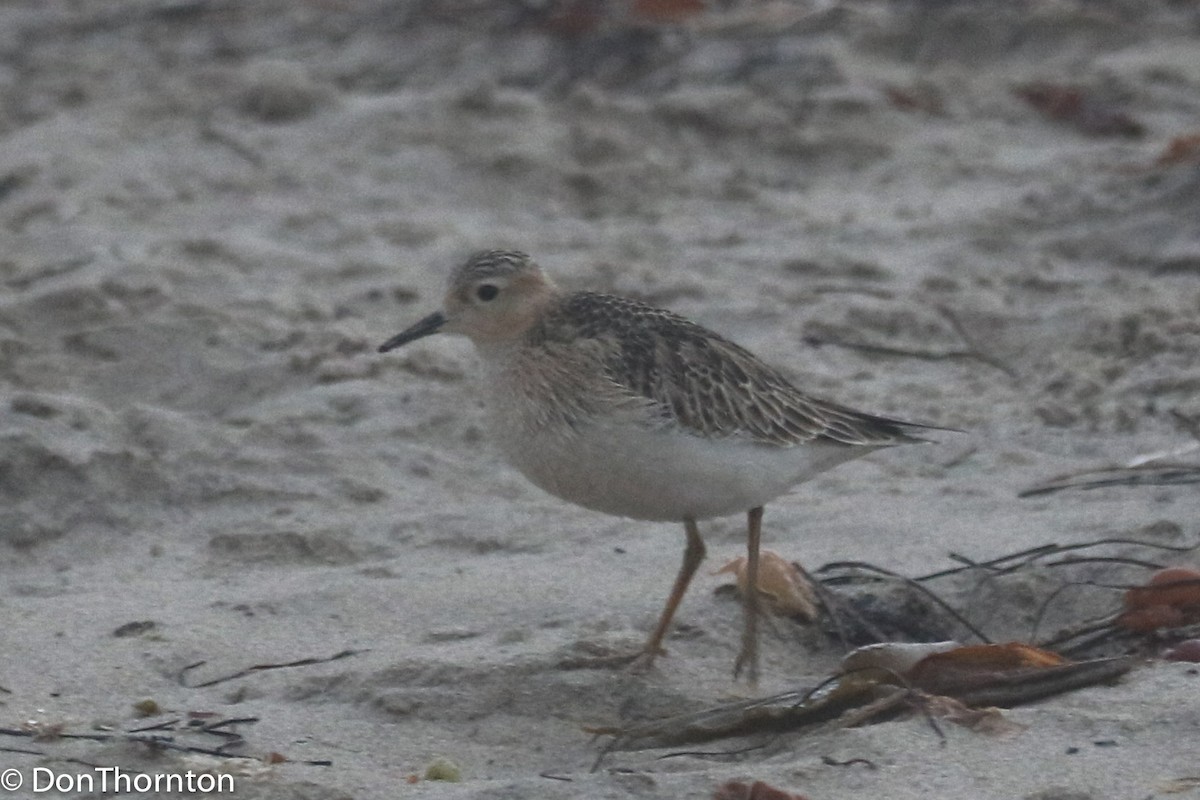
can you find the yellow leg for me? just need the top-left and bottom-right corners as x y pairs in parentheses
(635, 517), (706, 669)
(733, 506), (763, 685)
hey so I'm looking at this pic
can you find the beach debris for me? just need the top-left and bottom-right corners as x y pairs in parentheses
(714, 779), (811, 800)
(839, 641), (961, 675)
(813, 561), (988, 646)
(713, 551), (819, 620)
(1157, 776), (1200, 794)
(132, 698), (162, 717)
(112, 620), (159, 638)
(1014, 82), (1144, 138)
(1115, 567), (1200, 633)
(841, 641), (1129, 710)
(1021, 417), (1200, 497)
(633, 0), (707, 25)
(883, 83), (944, 115)
(1, 713), (331, 766)
(423, 756), (463, 782)
(1018, 462), (1200, 497)
(1163, 640), (1200, 663)
(178, 648), (365, 688)
(180, 754), (276, 779)
(1156, 133), (1200, 167)
(591, 642), (1134, 760)
(807, 534), (1200, 664)
(20, 718), (66, 742)
(587, 534), (1192, 769)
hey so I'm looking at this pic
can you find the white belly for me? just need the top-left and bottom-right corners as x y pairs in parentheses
(496, 417), (870, 522)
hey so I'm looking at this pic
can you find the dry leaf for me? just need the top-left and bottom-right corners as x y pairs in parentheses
(1156, 134), (1200, 167)
(1015, 82), (1143, 137)
(714, 779), (811, 800)
(633, 0), (706, 24)
(713, 550), (818, 619)
(1117, 567), (1200, 632)
(905, 642), (1068, 698)
(921, 695), (1026, 737)
(1163, 640), (1200, 662)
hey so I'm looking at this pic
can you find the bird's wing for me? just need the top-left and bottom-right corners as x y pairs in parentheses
(541, 292), (936, 447)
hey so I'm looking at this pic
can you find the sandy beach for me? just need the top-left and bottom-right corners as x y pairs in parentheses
(2, 1), (1200, 798)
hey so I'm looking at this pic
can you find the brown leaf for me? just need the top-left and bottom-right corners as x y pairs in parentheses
(1117, 567), (1200, 632)
(1015, 82), (1144, 137)
(908, 642), (1065, 684)
(1124, 567), (1200, 610)
(1164, 639), (1200, 663)
(1156, 134), (1200, 167)
(633, 0), (706, 24)
(714, 780), (811, 800)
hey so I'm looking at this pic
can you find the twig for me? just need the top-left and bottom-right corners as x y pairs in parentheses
(1019, 463), (1200, 497)
(539, 771), (574, 781)
(179, 649), (365, 688)
(656, 739), (772, 762)
(822, 755), (878, 769)
(1, 745), (44, 756)
(1042, 555), (1168, 571)
(0, 718), (332, 767)
(796, 560), (890, 649)
(815, 561), (993, 644)
(920, 538), (1197, 581)
(1029, 579), (1123, 646)
(925, 544), (1062, 580)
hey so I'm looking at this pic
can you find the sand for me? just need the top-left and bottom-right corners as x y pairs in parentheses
(2, 1), (1200, 798)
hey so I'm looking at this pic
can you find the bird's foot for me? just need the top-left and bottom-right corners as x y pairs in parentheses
(555, 642), (665, 672)
(732, 632), (760, 687)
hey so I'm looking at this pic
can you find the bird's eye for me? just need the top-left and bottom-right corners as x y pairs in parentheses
(476, 284), (499, 302)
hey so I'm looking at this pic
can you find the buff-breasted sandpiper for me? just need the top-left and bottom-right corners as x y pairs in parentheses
(379, 249), (944, 684)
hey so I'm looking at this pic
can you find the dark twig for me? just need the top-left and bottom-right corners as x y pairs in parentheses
(1027, 575), (1147, 650)
(539, 771), (574, 781)
(822, 755), (878, 769)
(127, 718), (183, 734)
(795, 560), (890, 649)
(923, 544), (1061, 580)
(0, 717), (332, 767)
(919, 538), (1197, 581)
(179, 649), (365, 688)
(815, 562), (993, 644)
(1, 744), (44, 756)
(656, 739), (772, 762)
(1042, 555), (1168, 571)
(1019, 463), (1200, 497)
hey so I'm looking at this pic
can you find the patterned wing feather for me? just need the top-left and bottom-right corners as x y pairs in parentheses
(539, 292), (932, 447)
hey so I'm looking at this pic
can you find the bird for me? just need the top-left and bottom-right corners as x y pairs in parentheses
(379, 249), (944, 684)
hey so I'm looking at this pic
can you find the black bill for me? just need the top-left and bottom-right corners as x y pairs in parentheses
(378, 311), (447, 353)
